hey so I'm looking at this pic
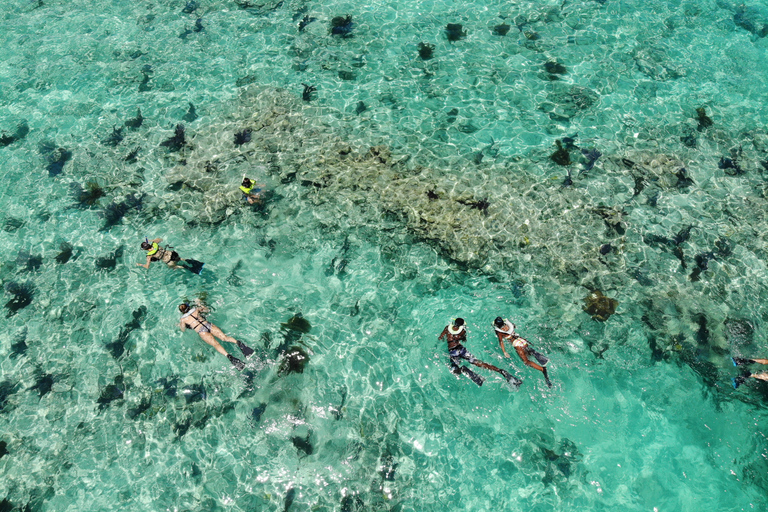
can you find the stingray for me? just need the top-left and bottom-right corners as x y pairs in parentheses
(251, 402), (267, 423)
(4, 281), (34, 317)
(29, 368), (61, 398)
(583, 290), (618, 322)
(155, 375), (180, 398)
(160, 124), (186, 152)
(97, 374), (125, 411)
(182, 383), (207, 404)
(0, 380), (20, 413)
(127, 395), (152, 419)
(292, 434), (313, 456)
(101, 125), (124, 146)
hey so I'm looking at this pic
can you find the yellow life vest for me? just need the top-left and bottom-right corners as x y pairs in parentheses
(240, 182), (254, 194)
(448, 323), (465, 335)
(146, 242), (159, 256)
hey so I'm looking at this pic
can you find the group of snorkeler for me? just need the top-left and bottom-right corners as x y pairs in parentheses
(439, 317), (552, 389)
(134, 177), (265, 370)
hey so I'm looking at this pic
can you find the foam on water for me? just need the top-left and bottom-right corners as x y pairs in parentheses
(1, 0), (768, 510)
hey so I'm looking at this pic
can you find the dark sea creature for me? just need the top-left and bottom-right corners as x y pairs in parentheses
(0, 441), (7, 459)
(279, 346), (310, 375)
(426, 189), (439, 200)
(234, 128), (252, 146)
(71, 180), (105, 208)
(693, 313), (709, 345)
(101, 125), (124, 146)
(379, 452), (398, 481)
(2, 217), (22, 232)
(525, 31), (541, 41)
(695, 107), (713, 131)
(599, 244), (612, 255)
(95, 246), (124, 271)
(127, 395), (152, 419)
(672, 225), (693, 245)
(292, 434), (313, 456)
(630, 267), (653, 286)
(182, 103), (198, 122)
(97, 374), (125, 410)
(125, 146), (140, 163)
(418, 42), (435, 60)
(281, 313), (312, 334)
(355, 101), (367, 115)
(0, 380), (20, 412)
(0, 121), (30, 147)
(298, 14), (316, 32)
(544, 60), (567, 75)
(182, 0), (198, 13)
(227, 260), (244, 286)
(457, 198), (490, 215)
(580, 148), (601, 172)
(4, 281), (34, 317)
(446, 23), (466, 42)
(41, 145), (72, 177)
(182, 383), (207, 404)
(338, 70), (355, 81)
(734, 6), (768, 37)
(446, 107), (459, 123)
(160, 124), (186, 152)
(125, 108), (143, 129)
(17, 250), (42, 272)
(562, 169), (573, 187)
(680, 134), (697, 148)
(493, 23), (511, 36)
(718, 156), (743, 176)
(583, 290), (618, 321)
(55, 242), (76, 264)
(284, 487), (296, 512)
(174, 416), (192, 438)
(550, 140), (571, 166)
(155, 375), (180, 398)
(138, 64), (153, 92)
(100, 194), (143, 230)
(341, 494), (365, 512)
(10, 336), (27, 358)
(301, 83), (316, 101)
(331, 386), (347, 420)
(251, 402), (267, 423)
(648, 333), (666, 362)
(330, 15), (353, 37)
(675, 168), (694, 189)
(29, 369), (58, 398)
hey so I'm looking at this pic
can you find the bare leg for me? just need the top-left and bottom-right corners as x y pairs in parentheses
(209, 324), (237, 344)
(199, 332), (229, 357)
(752, 359), (768, 365)
(751, 372), (768, 382)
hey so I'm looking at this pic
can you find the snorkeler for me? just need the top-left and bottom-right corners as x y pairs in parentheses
(439, 318), (521, 388)
(240, 177), (264, 205)
(731, 357), (768, 388)
(137, 238), (205, 274)
(494, 317), (552, 388)
(178, 301), (255, 370)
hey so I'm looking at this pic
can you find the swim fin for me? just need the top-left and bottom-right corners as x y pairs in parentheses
(237, 340), (255, 357)
(732, 357), (751, 367)
(462, 366), (484, 387)
(227, 354), (245, 370)
(183, 259), (205, 275)
(501, 369), (522, 389)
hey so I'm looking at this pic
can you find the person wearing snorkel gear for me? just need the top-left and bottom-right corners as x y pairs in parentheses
(137, 238), (205, 274)
(178, 301), (255, 370)
(731, 356), (768, 389)
(494, 317), (552, 388)
(439, 318), (522, 388)
(240, 177), (264, 205)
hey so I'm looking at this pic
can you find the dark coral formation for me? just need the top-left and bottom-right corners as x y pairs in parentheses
(583, 290), (618, 321)
(418, 42), (435, 60)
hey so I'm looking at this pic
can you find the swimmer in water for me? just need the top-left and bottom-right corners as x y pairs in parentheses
(493, 317), (552, 388)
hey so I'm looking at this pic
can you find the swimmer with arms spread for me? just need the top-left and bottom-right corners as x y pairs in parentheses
(494, 317), (552, 388)
(179, 301), (255, 370)
(732, 356), (768, 388)
(439, 318), (521, 388)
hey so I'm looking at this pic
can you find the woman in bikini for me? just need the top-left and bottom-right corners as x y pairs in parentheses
(493, 317), (552, 387)
(179, 302), (254, 370)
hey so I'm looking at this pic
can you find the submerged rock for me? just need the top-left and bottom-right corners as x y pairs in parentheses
(583, 290), (618, 321)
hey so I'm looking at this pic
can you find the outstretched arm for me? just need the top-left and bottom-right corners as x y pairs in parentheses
(137, 255), (152, 269)
(496, 332), (511, 358)
(438, 327), (448, 341)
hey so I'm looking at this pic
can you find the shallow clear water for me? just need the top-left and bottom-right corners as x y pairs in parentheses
(2, 0), (768, 510)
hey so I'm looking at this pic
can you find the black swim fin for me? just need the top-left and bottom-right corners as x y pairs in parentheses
(227, 354), (245, 370)
(501, 369), (522, 389)
(462, 366), (484, 387)
(237, 340), (255, 357)
(183, 259), (205, 275)
(543, 367), (553, 388)
(732, 357), (752, 367)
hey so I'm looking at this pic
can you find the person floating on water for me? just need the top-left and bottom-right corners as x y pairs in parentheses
(731, 357), (768, 388)
(494, 317), (552, 388)
(439, 318), (521, 388)
(178, 301), (255, 370)
(137, 238), (205, 274)
(240, 177), (264, 205)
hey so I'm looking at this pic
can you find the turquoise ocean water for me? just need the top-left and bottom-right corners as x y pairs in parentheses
(2, 0), (768, 510)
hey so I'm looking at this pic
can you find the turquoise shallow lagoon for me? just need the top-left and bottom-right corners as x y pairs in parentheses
(2, 0), (768, 510)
